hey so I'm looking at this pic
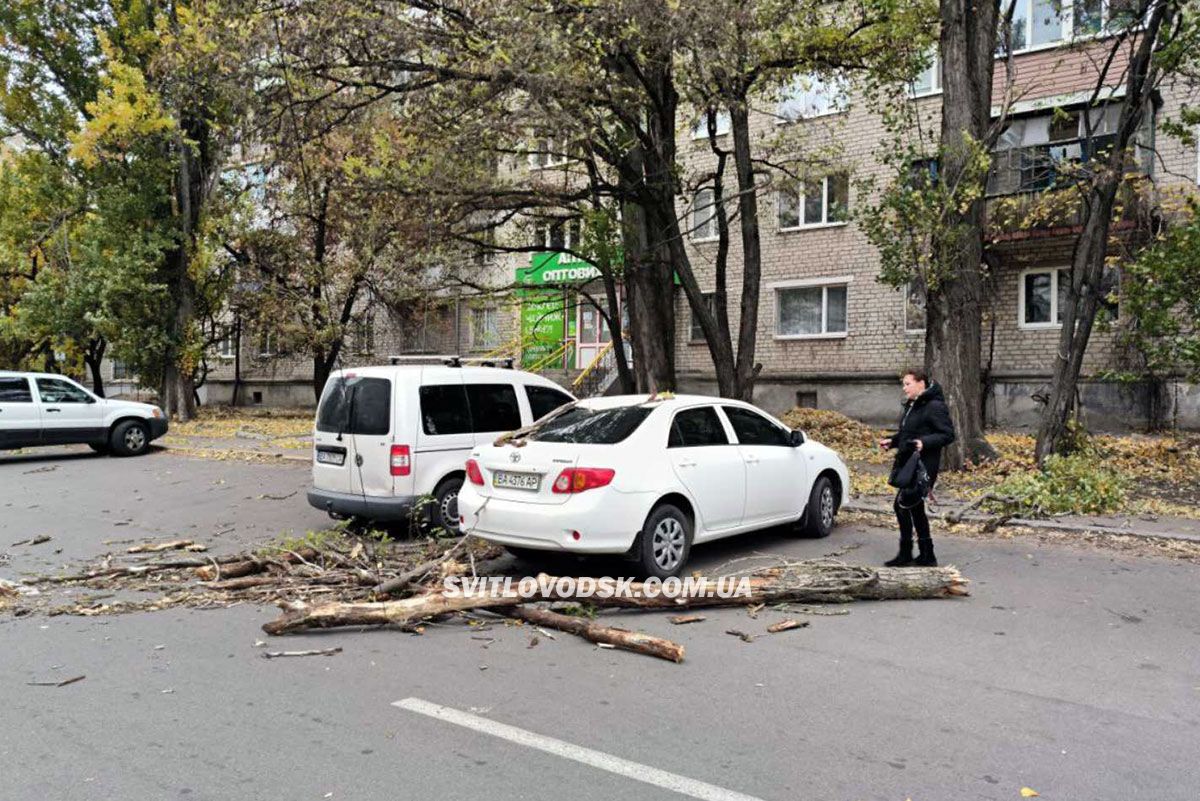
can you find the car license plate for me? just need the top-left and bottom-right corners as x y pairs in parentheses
(316, 450), (345, 466)
(493, 470), (540, 491)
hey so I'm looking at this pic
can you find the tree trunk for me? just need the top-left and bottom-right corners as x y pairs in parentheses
(84, 338), (106, 398)
(262, 562), (968, 634)
(1034, 2), (1170, 465)
(931, 0), (1001, 469)
(729, 99), (763, 401)
(619, 157), (675, 393)
(231, 317), (243, 407)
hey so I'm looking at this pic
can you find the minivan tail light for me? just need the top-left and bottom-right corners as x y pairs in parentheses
(552, 467), (615, 494)
(390, 445), (411, 476)
(465, 458), (484, 486)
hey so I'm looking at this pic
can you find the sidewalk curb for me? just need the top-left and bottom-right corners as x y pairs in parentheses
(159, 442), (310, 464)
(844, 501), (1200, 545)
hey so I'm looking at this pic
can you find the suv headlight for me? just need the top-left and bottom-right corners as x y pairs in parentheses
(151, 407), (164, 419)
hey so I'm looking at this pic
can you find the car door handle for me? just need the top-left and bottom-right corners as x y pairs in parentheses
(745, 455), (760, 464)
(678, 460), (697, 468)
(46, 408), (61, 413)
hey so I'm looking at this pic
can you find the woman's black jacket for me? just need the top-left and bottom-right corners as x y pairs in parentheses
(888, 382), (957, 485)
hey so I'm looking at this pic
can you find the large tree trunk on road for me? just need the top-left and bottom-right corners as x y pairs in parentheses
(262, 563), (968, 634)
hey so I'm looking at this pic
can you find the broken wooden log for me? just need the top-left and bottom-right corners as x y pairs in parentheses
(195, 547), (317, 581)
(502, 606), (685, 663)
(262, 561), (967, 635)
(127, 540), (205, 554)
(261, 590), (525, 635)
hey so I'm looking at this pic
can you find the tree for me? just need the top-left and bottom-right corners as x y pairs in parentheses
(1112, 199), (1200, 401)
(678, 0), (935, 399)
(1034, 0), (1196, 463)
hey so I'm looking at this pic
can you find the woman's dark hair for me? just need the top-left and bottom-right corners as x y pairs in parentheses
(902, 367), (929, 384)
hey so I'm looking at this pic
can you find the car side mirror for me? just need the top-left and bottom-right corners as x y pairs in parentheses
(86, 396), (97, 404)
(790, 429), (805, 447)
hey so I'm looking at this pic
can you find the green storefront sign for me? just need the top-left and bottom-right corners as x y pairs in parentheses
(515, 253), (599, 369)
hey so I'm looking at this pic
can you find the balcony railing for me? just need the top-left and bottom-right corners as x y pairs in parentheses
(986, 134), (1120, 196)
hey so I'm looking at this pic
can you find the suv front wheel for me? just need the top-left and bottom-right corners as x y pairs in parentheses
(110, 420), (150, 457)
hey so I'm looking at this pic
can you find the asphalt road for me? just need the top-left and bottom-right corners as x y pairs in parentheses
(2, 447), (1198, 801)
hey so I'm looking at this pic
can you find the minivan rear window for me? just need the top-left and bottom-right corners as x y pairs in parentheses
(419, 383), (522, 435)
(530, 405), (652, 444)
(317, 377), (391, 435)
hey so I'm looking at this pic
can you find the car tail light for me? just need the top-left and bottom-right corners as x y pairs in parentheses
(552, 468), (615, 494)
(390, 445), (411, 476)
(465, 458), (484, 486)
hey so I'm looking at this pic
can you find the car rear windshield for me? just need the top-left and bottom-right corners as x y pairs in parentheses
(316, 377), (391, 435)
(530, 405), (652, 444)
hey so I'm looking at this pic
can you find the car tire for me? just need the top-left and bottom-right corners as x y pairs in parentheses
(432, 476), (464, 533)
(800, 475), (837, 539)
(88, 442), (110, 455)
(637, 503), (692, 579)
(110, 420), (150, 457)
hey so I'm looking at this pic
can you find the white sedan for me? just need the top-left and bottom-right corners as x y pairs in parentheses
(456, 394), (850, 578)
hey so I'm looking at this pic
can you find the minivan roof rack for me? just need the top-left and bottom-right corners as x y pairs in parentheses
(388, 354), (515, 369)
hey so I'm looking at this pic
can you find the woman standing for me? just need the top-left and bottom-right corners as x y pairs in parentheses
(877, 368), (956, 567)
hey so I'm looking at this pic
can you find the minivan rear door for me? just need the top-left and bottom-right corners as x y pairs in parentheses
(313, 375), (359, 497)
(347, 377), (394, 498)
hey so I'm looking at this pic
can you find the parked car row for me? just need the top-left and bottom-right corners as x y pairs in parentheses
(307, 364), (850, 578)
(0, 371), (168, 456)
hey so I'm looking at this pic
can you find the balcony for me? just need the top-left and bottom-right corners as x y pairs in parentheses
(984, 134), (1153, 240)
(987, 134), (1120, 196)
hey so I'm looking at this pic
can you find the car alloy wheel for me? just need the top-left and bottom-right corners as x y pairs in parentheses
(820, 484), (835, 529)
(124, 425), (146, 452)
(651, 516), (686, 572)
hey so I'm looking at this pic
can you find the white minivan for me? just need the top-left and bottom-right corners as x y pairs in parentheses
(306, 362), (576, 530)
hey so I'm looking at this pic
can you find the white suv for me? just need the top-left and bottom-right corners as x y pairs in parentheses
(307, 363), (575, 530)
(0, 371), (168, 456)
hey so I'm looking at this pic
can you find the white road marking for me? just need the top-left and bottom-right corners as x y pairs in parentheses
(393, 697), (768, 801)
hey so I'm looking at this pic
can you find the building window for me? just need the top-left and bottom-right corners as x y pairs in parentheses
(999, 0), (1136, 54)
(1021, 266), (1120, 327)
(691, 109), (731, 140)
(529, 136), (569, 168)
(777, 174), (849, 230)
(352, 314), (375, 355)
(904, 281), (927, 333)
(909, 53), (941, 97)
(692, 188), (718, 240)
(112, 359), (133, 380)
(690, 292), (716, 342)
(470, 306), (501, 351)
(258, 330), (277, 357)
(777, 73), (849, 122)
(217, 333), (236, 360)
(532, 218), (581, 251)
(775, 280), (850, 338)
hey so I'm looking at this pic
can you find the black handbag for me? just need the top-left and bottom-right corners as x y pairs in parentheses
(889, 450), (930, 507)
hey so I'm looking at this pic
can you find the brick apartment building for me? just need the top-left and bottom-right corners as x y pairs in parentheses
(118, 3), (1199, 429)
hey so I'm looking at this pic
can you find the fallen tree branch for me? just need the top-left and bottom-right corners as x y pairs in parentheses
(127, 540), (205, 554)
(262, 647), (342, 659)
(371, 538), (468, 597)
(262, 561), (968, 635)
(261, 589), (525, 635)
(501, 606), (685, 663)
(944, 493), (1020, 525)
